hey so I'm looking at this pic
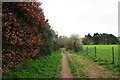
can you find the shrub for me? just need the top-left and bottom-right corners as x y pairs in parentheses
(2, 2), (47, 71)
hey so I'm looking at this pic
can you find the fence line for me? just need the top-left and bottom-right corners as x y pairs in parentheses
(84, 46), (115, 64)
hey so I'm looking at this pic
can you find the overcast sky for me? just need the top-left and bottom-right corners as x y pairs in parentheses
(40, 0), (119, 38)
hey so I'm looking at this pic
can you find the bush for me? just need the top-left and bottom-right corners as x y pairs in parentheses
(2, 2), (48, 71)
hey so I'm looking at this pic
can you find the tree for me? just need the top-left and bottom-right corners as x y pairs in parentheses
(93, 33), (100, 45)
(99, 33), (118, 44)
(52, 32), (60, 51)
(108, 34), (118, 44)
(39, 24), (55, 55)
(82, 33), (93, 45)
(57, 36), (68, 48)
(68, 34), (83, 52)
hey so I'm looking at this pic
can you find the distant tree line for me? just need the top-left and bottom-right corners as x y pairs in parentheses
(82, 33), (119, 45)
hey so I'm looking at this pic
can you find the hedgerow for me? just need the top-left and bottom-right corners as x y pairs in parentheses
(2, 2), (59, 72)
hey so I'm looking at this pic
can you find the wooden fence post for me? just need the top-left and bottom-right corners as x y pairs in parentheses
(118, 45), (120, 67)
(112, 47), (114, 64)
(86, 47), (88, 55)
(95, 46), (96, 57)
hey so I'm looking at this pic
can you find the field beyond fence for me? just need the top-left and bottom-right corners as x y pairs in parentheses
(83, 45), (118, 65)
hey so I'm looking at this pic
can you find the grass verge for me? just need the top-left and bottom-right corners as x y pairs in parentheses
(3, 49), (62, 78)
(67, 53), (89, 78)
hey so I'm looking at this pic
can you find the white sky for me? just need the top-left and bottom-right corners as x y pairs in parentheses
(40, 0), (119, 38)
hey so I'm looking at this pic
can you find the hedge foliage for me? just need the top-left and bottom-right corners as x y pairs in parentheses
(2, 2), (60, 72)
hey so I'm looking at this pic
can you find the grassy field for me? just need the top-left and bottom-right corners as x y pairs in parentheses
(83, 45), (118, 64)
(3, 49), (62, 78)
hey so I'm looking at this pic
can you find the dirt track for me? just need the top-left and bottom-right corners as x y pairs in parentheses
(61, 49), (73, 78)
(60, 49), (119, 78)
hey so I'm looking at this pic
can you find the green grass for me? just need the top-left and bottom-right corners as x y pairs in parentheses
(3, 49), (62, 78)
(68, 52), (89, 78)
(83, 45), (118, 64)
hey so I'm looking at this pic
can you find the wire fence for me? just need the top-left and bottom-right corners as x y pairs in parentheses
(83, 45), (118, 65)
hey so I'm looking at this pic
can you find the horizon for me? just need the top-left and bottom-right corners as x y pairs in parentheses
(57, 32), (119, 38)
